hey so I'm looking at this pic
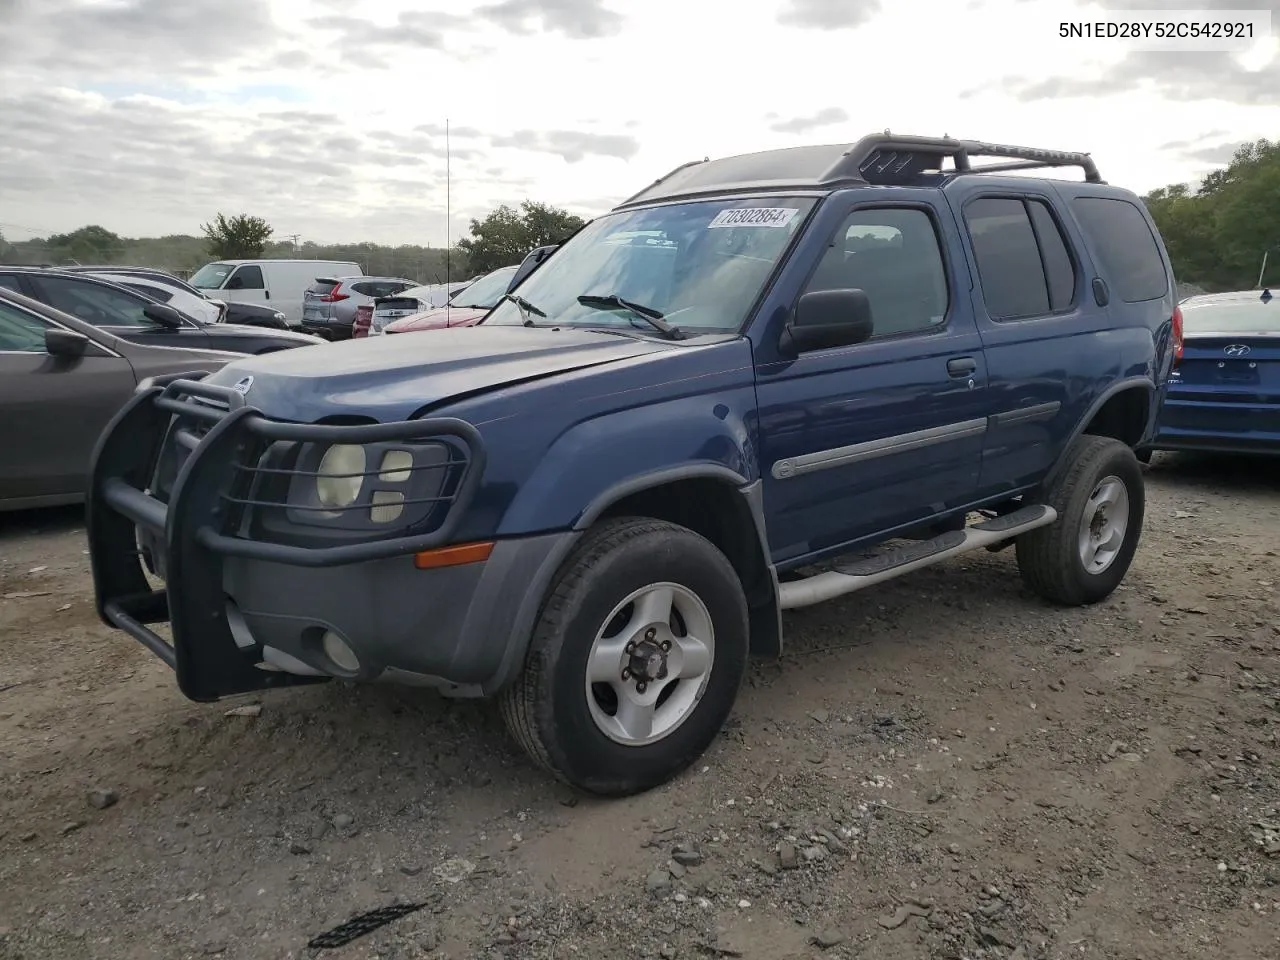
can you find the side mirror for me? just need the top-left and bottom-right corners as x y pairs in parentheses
(143, 302), (184, 328)
(780, 289), (874, 354)
(46, 328), (91, 358)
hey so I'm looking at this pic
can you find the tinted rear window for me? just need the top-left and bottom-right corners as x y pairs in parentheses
(1070, 197), (1168, 303)
(307, 279), (339, 296)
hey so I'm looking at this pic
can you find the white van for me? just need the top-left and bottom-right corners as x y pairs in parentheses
(188, 259), (363, 327)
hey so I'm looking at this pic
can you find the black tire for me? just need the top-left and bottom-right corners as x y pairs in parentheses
(1016, 435), (1145, 606)
(499, 516), (749, 797)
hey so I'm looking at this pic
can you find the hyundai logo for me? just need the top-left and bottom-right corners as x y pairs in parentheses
(1224, 344), (1251, 357)
(232, 375), (254, 395)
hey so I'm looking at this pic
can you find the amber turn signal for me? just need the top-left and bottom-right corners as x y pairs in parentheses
(413, 541), (494, 570)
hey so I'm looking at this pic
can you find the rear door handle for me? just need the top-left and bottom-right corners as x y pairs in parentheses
(947, 356), (977, 378)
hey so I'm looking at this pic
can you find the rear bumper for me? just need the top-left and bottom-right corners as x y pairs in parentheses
(86, 374), (569, 701)
(301, 318), (353, 340)
(1149, 394), (1280, 456)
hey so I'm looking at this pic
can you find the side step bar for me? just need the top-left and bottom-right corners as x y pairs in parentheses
(778, 504), (1057, 610)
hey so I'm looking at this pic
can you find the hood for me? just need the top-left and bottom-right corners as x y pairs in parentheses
(385, 305), (488, 333)
(204, 325), (676, 422)
(201, 323), (323, 345)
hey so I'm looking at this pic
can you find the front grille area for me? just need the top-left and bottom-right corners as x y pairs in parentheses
(146, 382), (480, 550)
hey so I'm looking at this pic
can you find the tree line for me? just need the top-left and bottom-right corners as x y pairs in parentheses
(5, 139), (1273, 293)
(0, 201), (588, 285)
(1143, 136), (1278, 292)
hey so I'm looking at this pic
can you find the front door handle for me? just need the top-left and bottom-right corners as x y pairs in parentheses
(947, 356), (977, 378)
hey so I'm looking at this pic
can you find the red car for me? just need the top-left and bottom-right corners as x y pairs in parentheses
(384, 264), (519, 335)
(351, 303), (373, 338)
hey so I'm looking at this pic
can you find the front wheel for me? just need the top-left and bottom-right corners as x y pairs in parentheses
(1016, 435), (1145, 606)
(500, 517), (749, 797)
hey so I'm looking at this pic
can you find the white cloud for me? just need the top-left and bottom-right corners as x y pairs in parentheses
(0, 0), (1275, 245)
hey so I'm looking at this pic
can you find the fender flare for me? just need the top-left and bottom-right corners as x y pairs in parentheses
(574, 465), (784, 658)
(1043, 376), (1155, 488)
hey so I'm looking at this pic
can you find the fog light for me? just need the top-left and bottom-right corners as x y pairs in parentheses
(321, 630), (360, 673)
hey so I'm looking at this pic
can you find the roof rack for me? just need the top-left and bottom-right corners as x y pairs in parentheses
(831, 133), (1102, 185)
(614, 132), (1102, 210)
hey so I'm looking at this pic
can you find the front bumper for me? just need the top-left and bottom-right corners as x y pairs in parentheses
(86, 373), (570, 701)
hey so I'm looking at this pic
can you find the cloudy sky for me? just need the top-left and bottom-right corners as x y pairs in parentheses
(0, 0), (1275, 247)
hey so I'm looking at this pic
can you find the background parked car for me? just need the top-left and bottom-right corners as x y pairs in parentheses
(57, 264), (291, 329)
(189, 258), (363, 327)
(62, 265), (207, 298)
(384, 264), (519, 334)
(85, 271), (223, 324)
(0, 287), (235, 511)
(0, 267), (323, 354)
(367, 280), (472, 335)
(301, 275), (415, 340)
(1143, 288), (1277, 458)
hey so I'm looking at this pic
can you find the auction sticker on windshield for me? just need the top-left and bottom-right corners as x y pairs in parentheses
(707, 207), (799, 229)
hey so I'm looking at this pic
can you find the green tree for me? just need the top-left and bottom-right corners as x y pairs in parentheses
(456, 201), (585, 275)
(45, 224), (123, 264)
(1144, 137), (1280, 290)
(201, 213), (274, 260)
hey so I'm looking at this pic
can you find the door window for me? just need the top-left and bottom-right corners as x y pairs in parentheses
(0, 300), (49, 352)
(801, 206), (950, 338)
(227, 265), (265, 290)
(965, 196), (1080, 321)
(33, 276), (154, 326)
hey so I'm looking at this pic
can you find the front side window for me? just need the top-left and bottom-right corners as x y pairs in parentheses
(801, 206), (950, 339)
(0, 301), (49, 352)
(484, 197), (817, 335)
(122, 282), (173, 303)
(227, 265), (264, 290)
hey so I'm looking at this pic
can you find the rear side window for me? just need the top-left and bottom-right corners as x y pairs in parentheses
(123, 282), (173, 303)
(965, 197), (1078, 320)
(1070, 196), (1168, 302)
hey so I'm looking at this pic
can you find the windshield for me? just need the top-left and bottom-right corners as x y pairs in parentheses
(483, 197), (816, 335)
(190, 262), (235, 289)
(1183, 299), (1279, 334)
(451, 265), (518, 308)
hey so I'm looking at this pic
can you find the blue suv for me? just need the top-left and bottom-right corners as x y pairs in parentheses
(87, 133), (1179, 797)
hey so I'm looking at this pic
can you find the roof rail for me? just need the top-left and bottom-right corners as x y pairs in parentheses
(826, 133), (1102, 184)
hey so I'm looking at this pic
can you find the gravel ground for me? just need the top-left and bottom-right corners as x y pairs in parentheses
(1, 452), (1277, 960)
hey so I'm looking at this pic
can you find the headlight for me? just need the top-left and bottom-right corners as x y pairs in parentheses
(316, 444), (366, 507)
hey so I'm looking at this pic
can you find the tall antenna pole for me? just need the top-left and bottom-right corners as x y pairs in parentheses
(445, 117), (451, 286)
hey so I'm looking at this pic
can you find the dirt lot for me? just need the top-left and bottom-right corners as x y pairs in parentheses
(2, 453), (1278, 960)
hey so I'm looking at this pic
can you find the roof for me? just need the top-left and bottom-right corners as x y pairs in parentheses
(614, 133), (1102, 210)
(206, 258), (361, 265)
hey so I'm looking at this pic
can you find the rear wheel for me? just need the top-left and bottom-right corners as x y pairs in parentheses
(1016, 435), (1145, 606)
(500, 517), (749, 796)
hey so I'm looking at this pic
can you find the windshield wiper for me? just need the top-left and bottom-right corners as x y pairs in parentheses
(576, 294), (685, 340)
(501, 293), (546, 326)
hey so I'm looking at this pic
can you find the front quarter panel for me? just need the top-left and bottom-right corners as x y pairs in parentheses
(441, 338), (761, 539)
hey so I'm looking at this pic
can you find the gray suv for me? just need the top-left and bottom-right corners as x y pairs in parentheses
(301, 276), (415, 339)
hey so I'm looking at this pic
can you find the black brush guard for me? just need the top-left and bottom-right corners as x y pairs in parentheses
(86, 372), (486, 701)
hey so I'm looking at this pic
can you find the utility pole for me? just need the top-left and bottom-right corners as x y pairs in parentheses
(445, 118), (451, 285)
